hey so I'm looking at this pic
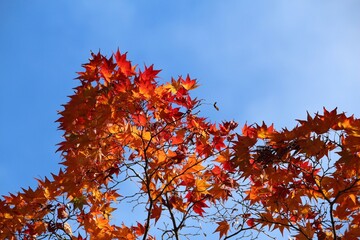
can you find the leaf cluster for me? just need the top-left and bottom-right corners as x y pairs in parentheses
(1, 51), (360, 240)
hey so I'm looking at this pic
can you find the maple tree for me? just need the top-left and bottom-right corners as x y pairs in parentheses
(217, 109), (360, 239)
(1, 50), (359, 239)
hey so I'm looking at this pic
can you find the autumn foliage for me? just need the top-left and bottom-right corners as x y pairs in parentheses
(1, 50), (360, 239)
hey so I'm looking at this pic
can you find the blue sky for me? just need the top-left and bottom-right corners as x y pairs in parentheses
(1, 0), (360, 236)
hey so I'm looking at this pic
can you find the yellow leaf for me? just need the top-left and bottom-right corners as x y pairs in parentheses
(142, 131), (151, 141)
(156, 150), (167, 164)
(3, 213), (13, 219)
(108, 124), (120, 134)
(195, 179), (210, 194)
(184, 156), (204, 173)
(349, 194), (357, 204)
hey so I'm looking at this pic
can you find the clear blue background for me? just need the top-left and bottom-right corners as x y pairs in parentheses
(1, 1), (359, 237)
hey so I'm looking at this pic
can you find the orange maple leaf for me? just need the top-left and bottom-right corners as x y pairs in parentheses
(214, 220), (230, 238)
(181, 74), (198, 90)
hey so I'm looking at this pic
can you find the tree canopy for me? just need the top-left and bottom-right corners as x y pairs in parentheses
(1, 51), (359, 240)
